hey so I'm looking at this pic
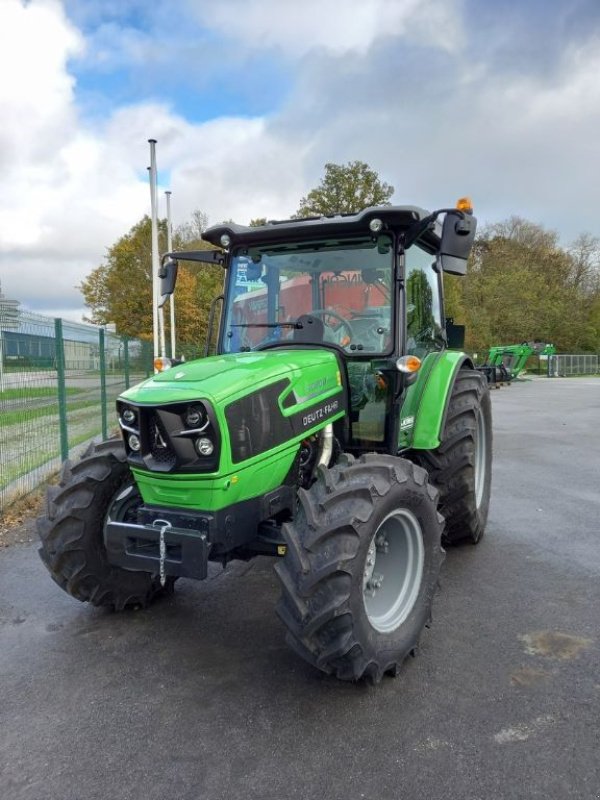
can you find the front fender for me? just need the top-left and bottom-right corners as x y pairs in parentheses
(398, 351), (474, 450)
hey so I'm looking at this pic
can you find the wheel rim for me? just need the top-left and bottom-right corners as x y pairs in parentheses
(474, 406), (487, 509)
(362, 509), (425, 634)
(105, 484), (141, 526)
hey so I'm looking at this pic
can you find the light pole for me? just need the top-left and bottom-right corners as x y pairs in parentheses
(148, 139), (166, 364)
(165, 190), (176, 359)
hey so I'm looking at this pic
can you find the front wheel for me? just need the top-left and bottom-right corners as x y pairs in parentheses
(37, 439), (171, 610)
(275, 454), (445, 682)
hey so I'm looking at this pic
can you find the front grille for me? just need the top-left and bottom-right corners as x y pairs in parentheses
(148, 414), (177, 468)
(117, 399), (221, 474)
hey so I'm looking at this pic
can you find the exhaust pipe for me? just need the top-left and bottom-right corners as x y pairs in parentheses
(316, 424), (334, 469)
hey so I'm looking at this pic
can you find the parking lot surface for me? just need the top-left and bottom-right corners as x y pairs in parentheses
(1, 377), (599, 800)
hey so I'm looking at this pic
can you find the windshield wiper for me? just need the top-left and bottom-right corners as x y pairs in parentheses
(228, 321), (301, 329)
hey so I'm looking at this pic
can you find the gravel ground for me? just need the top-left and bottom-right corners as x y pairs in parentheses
(1, 376), (599, 800)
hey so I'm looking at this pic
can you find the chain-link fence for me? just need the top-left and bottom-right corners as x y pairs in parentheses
(548, 354), (600, 377)
(0, 310), (153, 512)
(468, 350), (600, 377)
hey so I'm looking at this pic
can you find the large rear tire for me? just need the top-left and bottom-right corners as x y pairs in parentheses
(413, 368), (492, 545)
(37, 439), (169, 610)
(275, 454), (444, 682)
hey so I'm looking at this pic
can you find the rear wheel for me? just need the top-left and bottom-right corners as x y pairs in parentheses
(413, 368), (492, 545)
(275, 454), (444, 682)
(37, 439), (170, 610)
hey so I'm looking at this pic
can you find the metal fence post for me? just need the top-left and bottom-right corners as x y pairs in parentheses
(143, 340), (152, 377)
(124, 337), (130, 390)
(54, 318), (69, 461)
(99, 328), (108, 441)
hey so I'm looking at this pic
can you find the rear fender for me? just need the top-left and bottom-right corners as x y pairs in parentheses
(398, 351), (474, 450)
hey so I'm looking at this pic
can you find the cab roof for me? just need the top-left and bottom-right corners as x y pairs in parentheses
(202, 205), (442, 249)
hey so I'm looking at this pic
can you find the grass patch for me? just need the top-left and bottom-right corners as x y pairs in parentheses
(0, 387), (82, 401)
(0, 399), (99, 428)
(0, 419), (105, 490)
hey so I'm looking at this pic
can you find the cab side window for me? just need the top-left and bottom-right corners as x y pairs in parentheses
(405, 245), (443, 356)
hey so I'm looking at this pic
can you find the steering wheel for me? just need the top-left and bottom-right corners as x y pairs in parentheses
(310, 309), (354, 345)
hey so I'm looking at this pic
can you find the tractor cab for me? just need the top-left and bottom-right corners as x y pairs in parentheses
(198, 202), (476, 357)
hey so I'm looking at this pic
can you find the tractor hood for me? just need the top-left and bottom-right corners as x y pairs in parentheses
(121, 349), (342, 407)
(116, 348), (347, 510)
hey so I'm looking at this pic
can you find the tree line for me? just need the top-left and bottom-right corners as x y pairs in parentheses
(80, 161), (600, 355)
(446, 219), (600, 353)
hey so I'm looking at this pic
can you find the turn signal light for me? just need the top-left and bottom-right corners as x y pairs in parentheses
(154, 356), (172, 373)
(456, 196), (473, 214)
(396, 355), (422, 374)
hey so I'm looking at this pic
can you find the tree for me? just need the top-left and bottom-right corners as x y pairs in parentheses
(295, 161), (394, 218)
(569, 232), (600, 293)
(249, 217), (268, 227)
(175, 209), (209, 242)
(80, 216), (158, 338)
(80, 212), (223, 352)
(447, 217), (600, 354)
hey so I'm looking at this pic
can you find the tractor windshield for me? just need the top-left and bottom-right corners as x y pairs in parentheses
(222, 235), (394, 354)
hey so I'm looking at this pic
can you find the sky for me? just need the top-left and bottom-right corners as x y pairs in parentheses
(0, 0), (599, 320)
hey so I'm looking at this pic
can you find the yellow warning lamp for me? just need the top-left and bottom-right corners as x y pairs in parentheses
(456, 196), (474, 214)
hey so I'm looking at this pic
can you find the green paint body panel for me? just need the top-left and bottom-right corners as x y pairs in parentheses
(131, 446), (298, 511)
(119, 350), (345, 511)
(120, 350), (341, 407)
(399, 351), (470, 450)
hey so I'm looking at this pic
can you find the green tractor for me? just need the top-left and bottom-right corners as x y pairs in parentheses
(38, 200), (492, 682)
(482, 341), (556, 383)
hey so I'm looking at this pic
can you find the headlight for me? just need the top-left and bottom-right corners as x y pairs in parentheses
(128, 433), (141, 451)
(195, 437), (214, 456)
(122, 407), (136, 424)
(185, 405), (207, 429)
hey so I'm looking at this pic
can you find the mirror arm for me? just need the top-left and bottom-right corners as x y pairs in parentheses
(404, 208), (465, 249)
(163, 250), (225, 266)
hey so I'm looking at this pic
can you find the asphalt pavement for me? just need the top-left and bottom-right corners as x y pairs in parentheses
(1, 377), (599, 800)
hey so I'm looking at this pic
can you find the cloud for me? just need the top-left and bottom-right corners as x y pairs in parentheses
(0, 1), (150, 315)
(104, 102), (307, 222)
(192, 0), (465, 56)
(0, 0), (82, 177)
(266, 21), (600, 236)
(0, 1), (303, 318)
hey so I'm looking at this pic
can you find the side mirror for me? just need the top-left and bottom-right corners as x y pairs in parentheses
(437, 212), (477, 275)
(158, 258), (178, 307)
(445, 317), (466, 349)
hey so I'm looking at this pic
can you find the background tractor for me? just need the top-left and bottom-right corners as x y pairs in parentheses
(481, 341), (556, 384)
(38, 200), (492, 682)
